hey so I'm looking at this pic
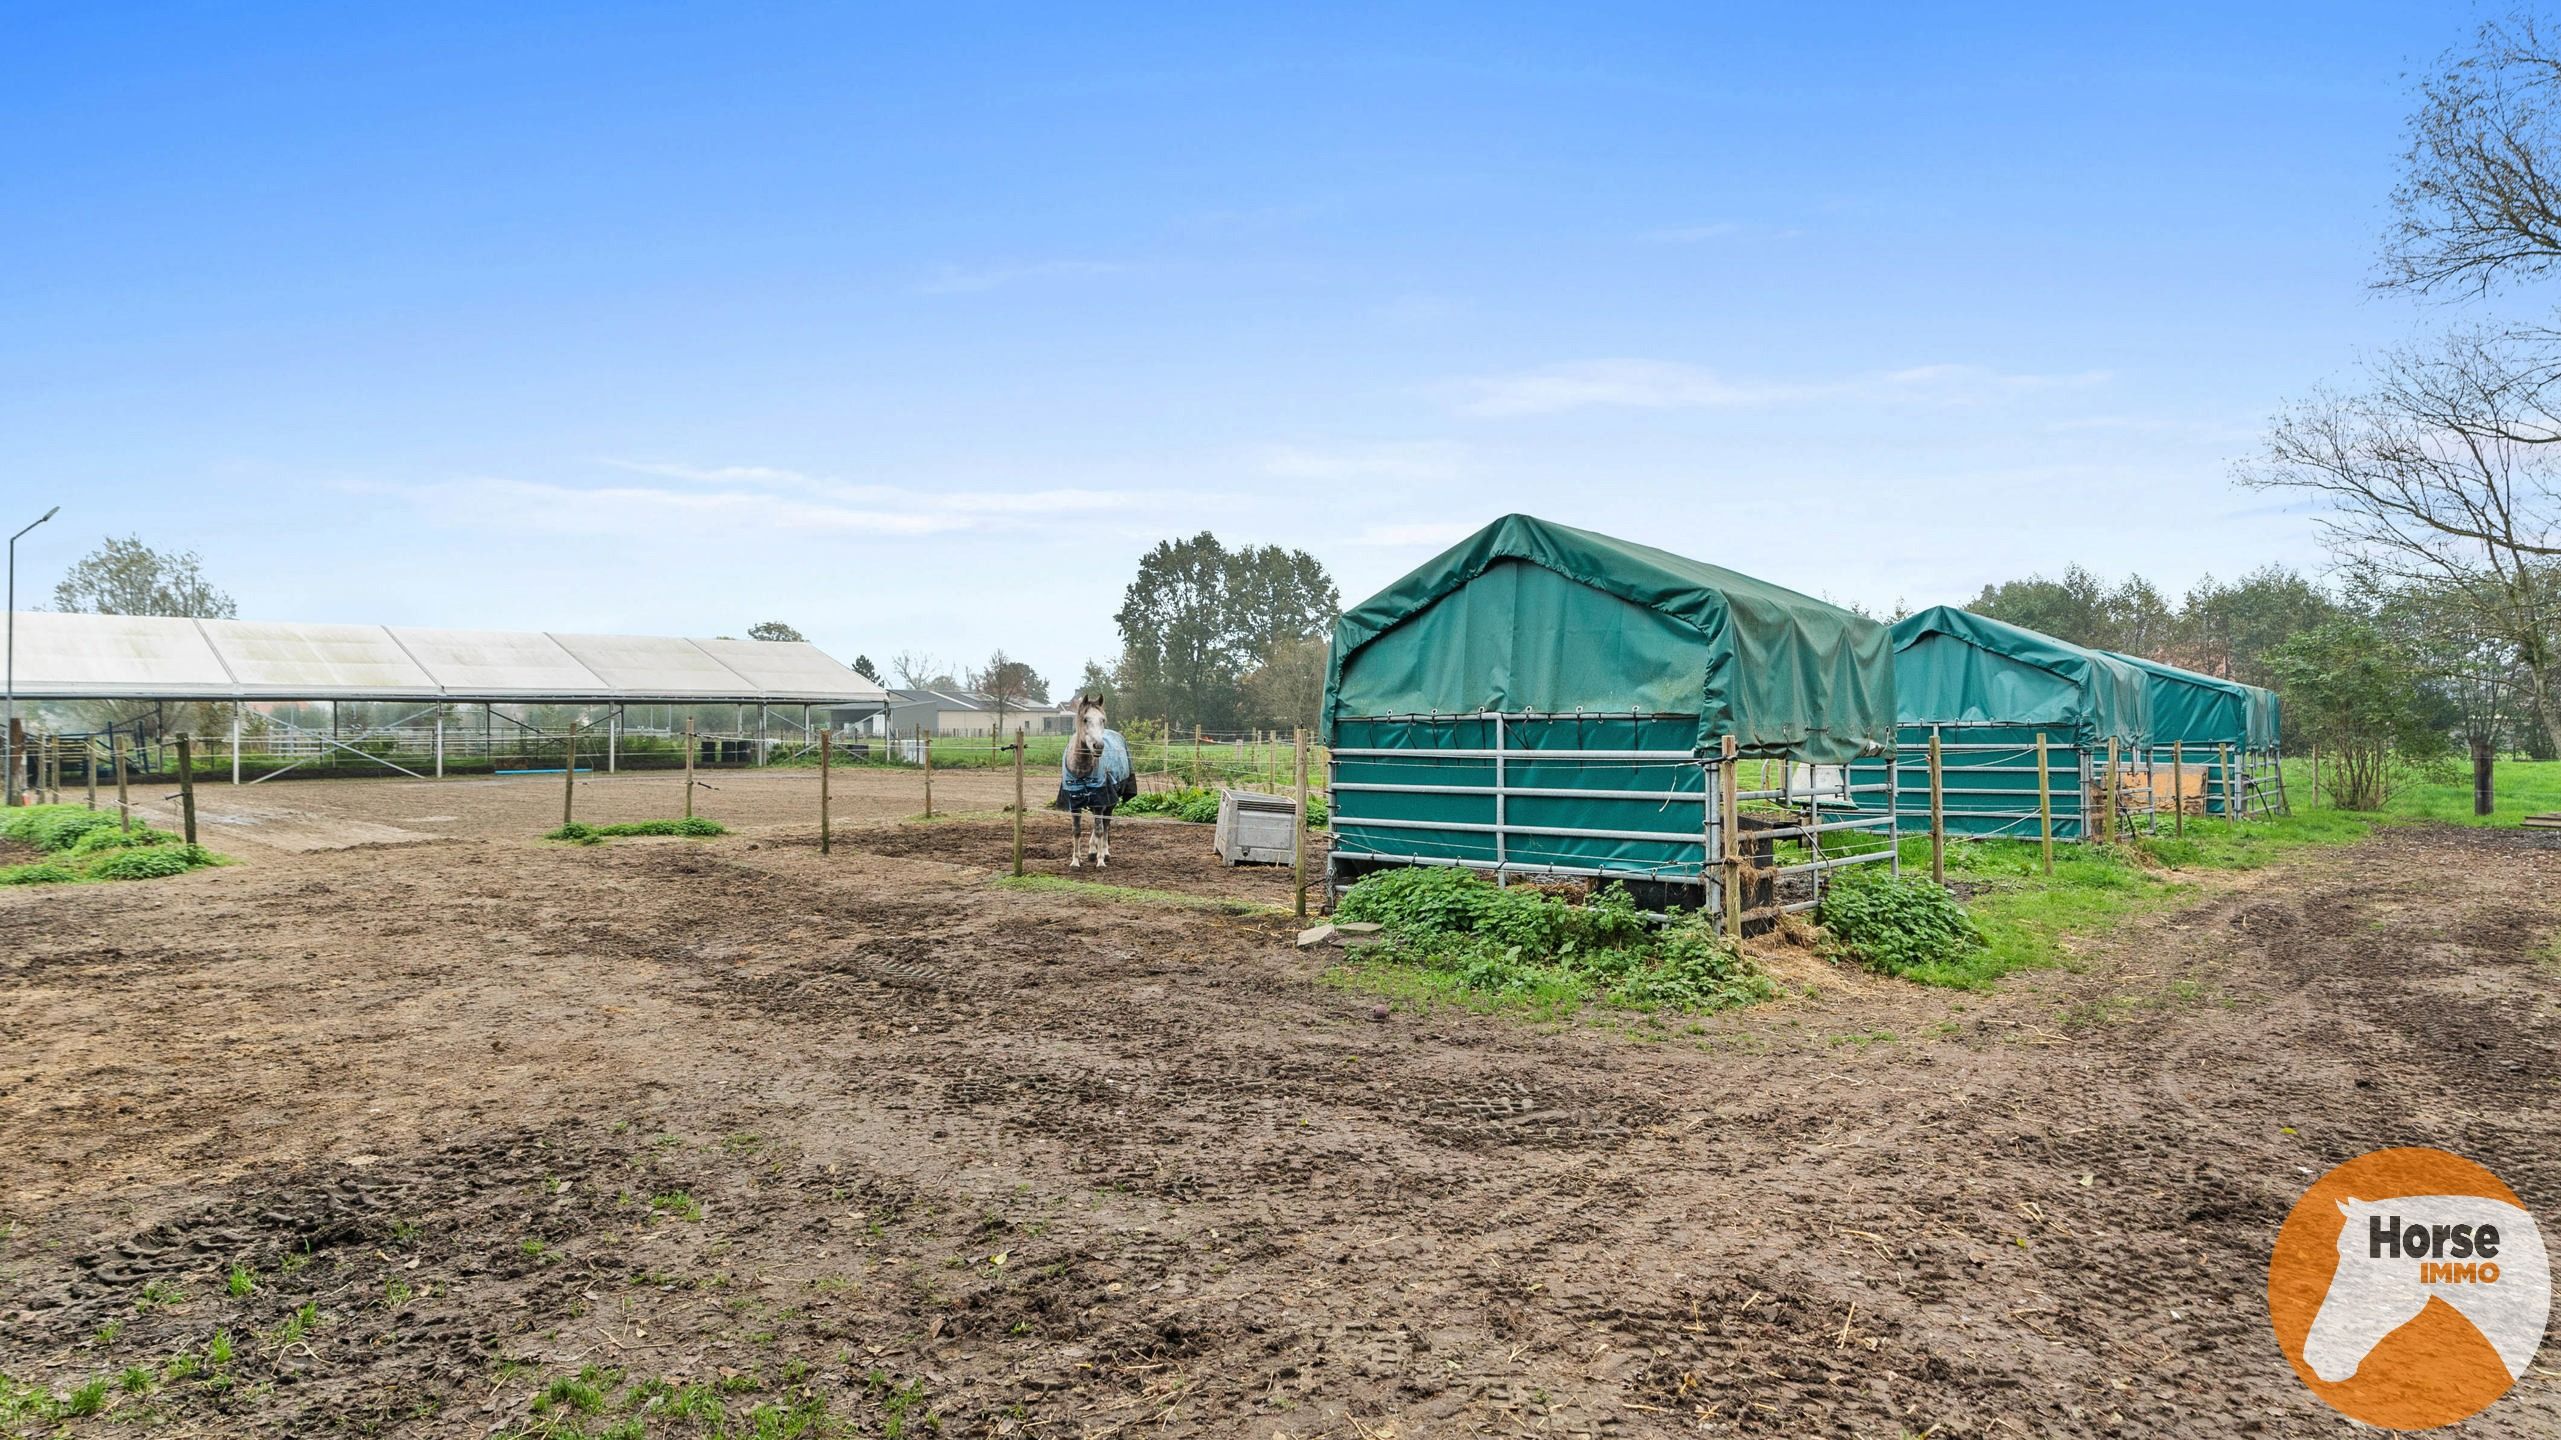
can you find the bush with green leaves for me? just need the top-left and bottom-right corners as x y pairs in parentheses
(68, 823), (175, 857)
(1333, 866), (1772, 1014)
(87, 844), (216, 881)
(1816, 874), (1985, 979)
(545, 817), (729, 845)
(1, 862), (81, 886)
(1114, 786), (1325, 827)
(0, 805), (220, 883)
(0, 805), (124, 853)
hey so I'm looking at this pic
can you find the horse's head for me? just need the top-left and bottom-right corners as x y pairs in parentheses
(1066, 695), (1108, 776)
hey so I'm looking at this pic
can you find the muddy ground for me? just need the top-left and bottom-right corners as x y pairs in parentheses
(2, 772), (2557, 1437)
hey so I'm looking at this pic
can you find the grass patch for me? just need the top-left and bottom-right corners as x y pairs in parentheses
(0, 804), (219, 883)
(1324, 866), (1774, 1018)
(1116, 786), (1327, 827)
(993, 872), (1286, 916)
(2310, 755), (2561, 828)
(545, 817), (729, 845)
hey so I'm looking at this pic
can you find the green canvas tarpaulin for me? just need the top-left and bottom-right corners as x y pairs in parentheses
(2100, 650), (2280, 750)
(1890, 606), (2150, 747)
(1323, 514), (1896, 763)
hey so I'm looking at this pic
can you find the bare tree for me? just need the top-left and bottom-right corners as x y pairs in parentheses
(2238, 339), (2561, 750)
(2385, 13), (2561, 298)
(889, 651), (946, 689)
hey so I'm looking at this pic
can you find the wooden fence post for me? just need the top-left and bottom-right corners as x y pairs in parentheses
(2218, 743), (2234, 820)
(920, 725), (933, 819)
(174, 734), (198, 845)
(1011, 726), (1026, 878)
(1719, 735), (1741, 934)
(85, 740), (98, 811)
(562, 722), (578, 827)
(819, 728), (832, 855)
(2272, 747), (2292, 816)
(682, 718), (697, 819)
(1293, 727), (1310, 919)
(1192, 726), (1204, 787)
(2034, 732), (2054, 876)
(2172, 741), (2185, 838)
(113, 736), (131, 831)
(1927, 730), (1946, 886)
(2308, 743), (2318, 810)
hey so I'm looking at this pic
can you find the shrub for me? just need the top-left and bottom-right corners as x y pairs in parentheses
(1816, 874), (1984, 978)
(86, 845), (215, 881)
(0, 862), (80, 886)
(67, 824), (174, 857)
(544, 817), (728, 844)
(1334, 867), (1771, 1014)
(1115, 786), (1324, 827)
(0, 805), (124, 854)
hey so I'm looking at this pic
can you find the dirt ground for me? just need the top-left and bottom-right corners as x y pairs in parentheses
(3, 771), (2558, 1438)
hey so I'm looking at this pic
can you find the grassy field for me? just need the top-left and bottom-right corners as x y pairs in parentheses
(1878, 757), (2557, 988)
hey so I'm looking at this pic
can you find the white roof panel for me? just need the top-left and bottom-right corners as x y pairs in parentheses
(689, 638), (889, 703)
(199, 619), (437, 697)
(0, 612), (234, 698)
(3, 612), (890, 705)
(390, 628), (604, 698)
(550, 632), (751, 698)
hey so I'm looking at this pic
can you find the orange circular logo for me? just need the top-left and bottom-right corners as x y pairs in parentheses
(2268, 1147), (2550, 1429)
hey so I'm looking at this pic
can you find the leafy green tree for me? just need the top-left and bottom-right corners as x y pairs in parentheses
(52, 535), (237, 618)
(746, 620), (808, 642)
(1074, 660), (1117, 708)
(2269, 618), (2447, 810)
(851, 654), (881, 683)
(2176, 566), (2343, 686)
(1240, 634), (1329, 733)
(1967, 566), (2117, 649)
(1113, 533), (1337, 731)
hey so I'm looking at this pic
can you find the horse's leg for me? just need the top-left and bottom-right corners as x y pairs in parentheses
(1069, 808), (1083, 868)
(1096, 814), (1111, 869)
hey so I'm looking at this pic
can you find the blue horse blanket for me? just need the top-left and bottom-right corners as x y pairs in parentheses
(1056, 729), (1137, 811)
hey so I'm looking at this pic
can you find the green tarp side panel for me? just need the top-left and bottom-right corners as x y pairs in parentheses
(2247, 685), (2281, 750)
(1844, 725), (2099, 840)
(2098, 650), (2267, 749)
(1331, 715), (1709, 881)
(1889, 607), (2150, 748)
(1322, 514), (1895, 764)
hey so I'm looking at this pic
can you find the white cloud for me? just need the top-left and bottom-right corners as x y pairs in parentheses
(1257, 442), (1464, 483)
(915, 259), (1129, 295)
(354, 463), (1169, 543)
(1451, 358), (2110, 417)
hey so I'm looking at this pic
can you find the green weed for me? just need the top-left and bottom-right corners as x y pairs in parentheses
(1328, 867), (1774, 1017)
(544, 817), (728, 845)
(1817, 874), (1986, 984)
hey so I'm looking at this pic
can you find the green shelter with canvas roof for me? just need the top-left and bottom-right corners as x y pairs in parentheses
(1321, 514), (1900, 913)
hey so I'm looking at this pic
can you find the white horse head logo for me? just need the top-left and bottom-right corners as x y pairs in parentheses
(2302, 1195), (2549, 1384)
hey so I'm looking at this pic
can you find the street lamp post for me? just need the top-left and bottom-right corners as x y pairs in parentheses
(5, 506), (61, 808)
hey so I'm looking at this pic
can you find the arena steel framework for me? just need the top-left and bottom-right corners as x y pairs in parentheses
(2, 611), (889, 789)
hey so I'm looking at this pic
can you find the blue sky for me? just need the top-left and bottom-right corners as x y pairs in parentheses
(0, 4), (2478, 686)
